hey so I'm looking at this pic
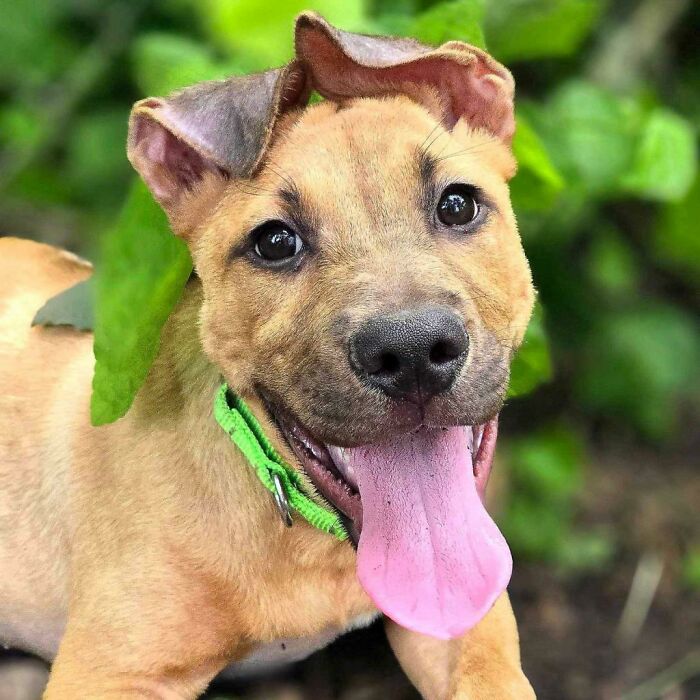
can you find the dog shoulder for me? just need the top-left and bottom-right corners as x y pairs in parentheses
(0, 237), (92, 329)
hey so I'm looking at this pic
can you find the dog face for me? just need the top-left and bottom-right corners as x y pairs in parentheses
(195, 96), (533, 446)
(127, 13), (534, 447)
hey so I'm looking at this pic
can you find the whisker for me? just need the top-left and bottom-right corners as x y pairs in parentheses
(419, 123), (442, 152)
(436, 136), (499, 162)
(231, 180), (274, 197)
(425, 125), (447, 153)
(265, 160), (297, 192)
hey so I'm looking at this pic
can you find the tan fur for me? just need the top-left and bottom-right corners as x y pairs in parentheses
(0, 95), (535, 699)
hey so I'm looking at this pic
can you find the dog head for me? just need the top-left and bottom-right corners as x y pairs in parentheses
(127, 13), (535, 639)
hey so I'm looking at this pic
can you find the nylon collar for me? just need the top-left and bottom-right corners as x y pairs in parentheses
(214, 383), (348, 541)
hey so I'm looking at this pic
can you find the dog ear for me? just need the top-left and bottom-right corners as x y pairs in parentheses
(295, 12), (514, 142)
(127, 63), (310, 230)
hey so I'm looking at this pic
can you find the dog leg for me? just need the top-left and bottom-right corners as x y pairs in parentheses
(42, 571), (245, 700)
(44, 628), (230, 700)
(385, 593), (535, 700)
(44, 629), (227, 700)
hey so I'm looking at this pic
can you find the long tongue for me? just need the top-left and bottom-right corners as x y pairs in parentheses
(344, 426), (511, 640)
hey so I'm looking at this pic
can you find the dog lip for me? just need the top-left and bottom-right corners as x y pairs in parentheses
(257, 390), (499, 542)
(473, 417), (498, 500)
(258, 392), (364, 541)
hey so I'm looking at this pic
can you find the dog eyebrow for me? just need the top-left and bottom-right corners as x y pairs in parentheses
(279, 186), (302, 211)
(417, 148), (438, 185)
(416, 147), (438, 211)
(278, 186), (320, 243)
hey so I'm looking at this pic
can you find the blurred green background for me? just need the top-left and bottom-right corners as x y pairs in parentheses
(1, 0), (699, 698)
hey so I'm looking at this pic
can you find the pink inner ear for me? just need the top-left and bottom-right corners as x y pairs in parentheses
(131, 113), (220, 206)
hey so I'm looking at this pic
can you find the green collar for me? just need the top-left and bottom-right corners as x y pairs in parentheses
(214, 384), (348, 541)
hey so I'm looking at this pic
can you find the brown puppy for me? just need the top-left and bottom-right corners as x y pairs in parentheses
(0, 13), (535, 700)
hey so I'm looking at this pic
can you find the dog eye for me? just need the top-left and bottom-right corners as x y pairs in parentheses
(253, 222), (303, 262)
(436, 185), (479, 227)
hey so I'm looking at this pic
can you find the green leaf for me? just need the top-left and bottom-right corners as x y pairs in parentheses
(484, 0), (604, 62)
(526, 81), (640, 196)
(508, 301), (552, 398)
(555, 530), (614, 572)
(585, 227), (640, 300)
(526, 86), (697, 204)
(90, 180), (192, 426)
(576, 303), (700, 440)
(198, 0), (368, 70)
(132, 33), (235, 96)
(502, 425), (587, 564)
(653, 174), (700, 282)
(508, 424), (584, 501)
(510, 111), (564, 212)
(32, 278), (94, 332)
(682, 547), (700, 590)
(65, 109), (130, 208)
(408, 0), (485, 48)
(622, 108), (697, 203)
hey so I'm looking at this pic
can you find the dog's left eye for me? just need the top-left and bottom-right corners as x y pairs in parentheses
(436, 185), (479, 227)
(252, 222), (303, 262)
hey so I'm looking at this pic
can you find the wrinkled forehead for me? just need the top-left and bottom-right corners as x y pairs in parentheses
(253, 97), (511, 227)
(267, 98), (433, 201)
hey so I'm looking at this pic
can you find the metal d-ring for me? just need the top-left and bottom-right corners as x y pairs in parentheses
(271, 473), (293, 527)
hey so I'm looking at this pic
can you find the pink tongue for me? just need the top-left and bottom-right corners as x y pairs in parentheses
(347, 426), (512, 640)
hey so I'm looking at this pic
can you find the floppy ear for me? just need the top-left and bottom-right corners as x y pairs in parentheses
(295, 12), (514, 142)
(127, 63), (310, 230)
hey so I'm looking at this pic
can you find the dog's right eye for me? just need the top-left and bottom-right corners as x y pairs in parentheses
(252, 221), (304, 262)
(436, 184), (479, 227)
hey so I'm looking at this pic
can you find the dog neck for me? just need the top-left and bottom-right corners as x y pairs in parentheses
(129, 276), (220, 428)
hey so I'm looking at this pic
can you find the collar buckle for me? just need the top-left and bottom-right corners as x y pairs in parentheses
(271, 473), (293, 527)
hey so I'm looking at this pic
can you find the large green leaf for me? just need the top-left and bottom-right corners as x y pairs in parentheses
(408, 0), (485, 48)
(525, 84), (697, 204)
(198, 0), (368, 70)
(621, 108), (697, 203)
(508, 300), (552, 398)
(525, 81), (640, 196)
(484, 0), (604, 62)
(653, 175), (700, 282)
(510, 111), (564, 212)
(90, 180), (192, 426)
(585, 227), (640, 300)
(575, 303), (700, 440)
(132, 33), (238, 96)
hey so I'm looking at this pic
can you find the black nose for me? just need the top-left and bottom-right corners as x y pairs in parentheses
(349, 306), (469, 402)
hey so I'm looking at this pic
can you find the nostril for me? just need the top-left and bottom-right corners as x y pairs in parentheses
(429, 340), (461, 365)
(373, 351), (401, 375)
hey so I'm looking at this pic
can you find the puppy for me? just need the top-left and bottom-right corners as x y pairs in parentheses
(0, 13), (536, 700)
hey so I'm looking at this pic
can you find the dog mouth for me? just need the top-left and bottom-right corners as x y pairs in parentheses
(269, 403), (499, 547)
(272, 409), (364, 543)
(262, 395), (512, 640)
